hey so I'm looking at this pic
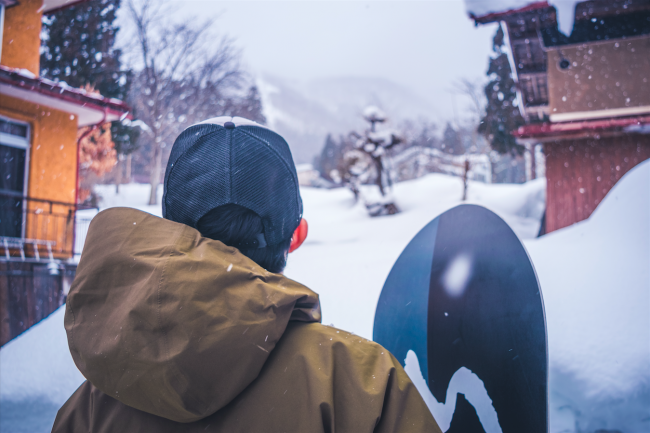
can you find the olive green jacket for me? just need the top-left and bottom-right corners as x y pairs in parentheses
(53, 208), (441, 432)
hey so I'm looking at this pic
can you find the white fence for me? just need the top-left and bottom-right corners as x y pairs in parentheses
(390, 146), (492, 183)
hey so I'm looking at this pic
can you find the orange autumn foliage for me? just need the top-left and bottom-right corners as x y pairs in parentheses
(77, 123), (117, 176)
(77, 84), (117, 202)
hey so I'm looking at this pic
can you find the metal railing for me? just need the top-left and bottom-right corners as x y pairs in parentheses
(0, 191), (98, 260)
(1, 236), (56, 261)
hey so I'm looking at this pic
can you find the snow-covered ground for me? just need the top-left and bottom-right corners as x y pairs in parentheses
(2, 164), (648, 432)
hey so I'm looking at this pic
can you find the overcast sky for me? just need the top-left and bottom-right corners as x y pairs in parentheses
(120, 0), (498, 118)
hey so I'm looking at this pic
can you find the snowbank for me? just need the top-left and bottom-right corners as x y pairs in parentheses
(0, 308), (83, 403)
(524, 160), (650, 433)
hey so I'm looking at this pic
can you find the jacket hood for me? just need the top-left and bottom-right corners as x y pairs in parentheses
(65, 208), (321, 423)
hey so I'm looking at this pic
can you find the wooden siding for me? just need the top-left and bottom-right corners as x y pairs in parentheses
(544, 133), (650, 232)
(1, 0), (44, 76)
(0, 261), (75, 346)
(0, 94), (79, 258)
(547, 36), (650, 121)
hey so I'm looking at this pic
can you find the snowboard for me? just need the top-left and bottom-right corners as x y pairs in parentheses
(373, 204), (547, 433)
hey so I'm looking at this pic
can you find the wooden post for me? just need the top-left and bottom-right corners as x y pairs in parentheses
(462, 158), (471, 201)
(527, 143), (537, 180)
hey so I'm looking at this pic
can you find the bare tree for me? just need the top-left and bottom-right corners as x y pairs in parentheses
(125, 0), (243, 204)
(452, 78), (487, 154)
(453, 79), (484, 120)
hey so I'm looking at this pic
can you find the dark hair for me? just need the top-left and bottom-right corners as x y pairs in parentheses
(196, 204), (292, 273)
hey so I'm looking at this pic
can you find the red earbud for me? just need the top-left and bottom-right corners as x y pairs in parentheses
(289, 218), (308, 253)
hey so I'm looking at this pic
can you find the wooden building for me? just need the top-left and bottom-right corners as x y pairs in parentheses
(466, 0), (650, 233)
(0, 0), (130, 345)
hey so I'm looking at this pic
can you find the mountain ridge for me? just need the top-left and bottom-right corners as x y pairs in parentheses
(256, 74), (440, 164)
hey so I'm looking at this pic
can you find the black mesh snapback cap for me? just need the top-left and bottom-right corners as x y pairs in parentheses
(163, 116), (303, 246)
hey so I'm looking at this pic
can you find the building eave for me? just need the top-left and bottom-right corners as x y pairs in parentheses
(0, 66), (131, 127)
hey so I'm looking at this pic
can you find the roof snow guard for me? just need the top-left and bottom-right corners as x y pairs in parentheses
(513, 115), (650, 141)
(0, 66), (131, 127)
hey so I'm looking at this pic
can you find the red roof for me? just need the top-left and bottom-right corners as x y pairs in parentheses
(470, 1), (550, 24)
(513, 114), (650, 139)
(0, 65), (131, 126)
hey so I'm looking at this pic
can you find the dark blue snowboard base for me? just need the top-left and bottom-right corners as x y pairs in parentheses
(374, 204), (547, 433)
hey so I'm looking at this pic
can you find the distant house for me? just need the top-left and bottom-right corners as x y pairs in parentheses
(465, 0), (650, 233)
(0, 0), (130, 345)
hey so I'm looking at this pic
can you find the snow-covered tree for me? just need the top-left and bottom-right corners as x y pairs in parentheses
(353, 106), (402, 196)
(336, 149), (372, 201)
(345, 106), (402, 215)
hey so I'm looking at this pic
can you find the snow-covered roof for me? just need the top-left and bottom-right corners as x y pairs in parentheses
(465, 0), (580, 36)
(0, 65), (131, 127)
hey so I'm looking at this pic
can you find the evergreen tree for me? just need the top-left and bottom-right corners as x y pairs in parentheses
(40, 0), (127, 99)
(314, 134), (340, 181)
(478, 26), (525, 155)
(442, 122), (464, 155)
(41, 0), (138, 192)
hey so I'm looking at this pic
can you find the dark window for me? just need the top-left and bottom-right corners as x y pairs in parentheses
(0, 119), (29, 138)
(0, 144), (26, 237)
